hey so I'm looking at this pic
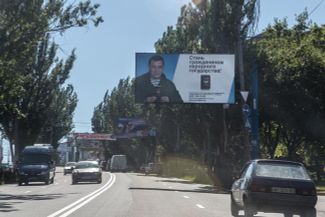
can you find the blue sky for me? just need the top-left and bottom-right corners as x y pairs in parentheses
(57, 0), (325, 133)
(2, 0), (325, 162)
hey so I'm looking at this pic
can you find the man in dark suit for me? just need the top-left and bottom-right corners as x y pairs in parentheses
(135, 55), (183, 103)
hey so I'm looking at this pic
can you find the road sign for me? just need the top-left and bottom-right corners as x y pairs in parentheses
(242, 104), (250, 114)
(240, 91), (249, 102)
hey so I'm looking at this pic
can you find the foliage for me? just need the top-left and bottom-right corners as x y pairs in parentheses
(0, 0), (103, 156)
(253, 12), (325, 164)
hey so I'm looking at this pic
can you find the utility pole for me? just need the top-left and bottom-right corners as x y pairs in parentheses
(237, 24), (251, 161)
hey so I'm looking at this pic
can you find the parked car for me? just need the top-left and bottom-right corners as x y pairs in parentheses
(99, 161), (107, 171)
(231, 159), (317, 217)
(17, 145), (56, 186)
(72, 161), (102, 184)
(63, 162), (76, 175)
(1, 163), (14, 173)
(110, 155), (127, 172)
(145, 163), (162, 176)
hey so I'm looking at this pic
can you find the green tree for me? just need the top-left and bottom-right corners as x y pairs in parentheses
(38, 85), (78, 149)
(253, 12), (325, 164)
(0, 0), (103, 158)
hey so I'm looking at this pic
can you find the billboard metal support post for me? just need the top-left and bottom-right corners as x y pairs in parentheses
(250, 65), (260, 159)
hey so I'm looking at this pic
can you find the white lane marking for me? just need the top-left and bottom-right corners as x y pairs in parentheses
(196, 204), (205, 209)
(183, 196), (190, 199)
(47, 174), (114, 217)
(168, 186), (172, 189)
(24, 191), (31, 193)
(58, 174), (116, 217)
(55, 183), (59, 185)
(174, 190), (178, 192)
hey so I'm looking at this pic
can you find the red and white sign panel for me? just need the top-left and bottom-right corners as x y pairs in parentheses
(73, 133), (116, 141)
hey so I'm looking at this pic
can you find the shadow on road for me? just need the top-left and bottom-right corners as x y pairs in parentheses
(0, 201), (21, 213)
(128, 187), (228, 195)
(0, 192), (77, 213)
(155, 179), (193, 184)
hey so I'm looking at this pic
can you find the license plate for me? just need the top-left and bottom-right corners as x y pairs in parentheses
(271, 187), (296, 194)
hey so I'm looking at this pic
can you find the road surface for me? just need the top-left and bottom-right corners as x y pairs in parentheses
(1, 167), (325, 217)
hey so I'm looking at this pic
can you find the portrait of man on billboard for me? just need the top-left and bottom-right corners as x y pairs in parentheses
(135, 55), (183, 103)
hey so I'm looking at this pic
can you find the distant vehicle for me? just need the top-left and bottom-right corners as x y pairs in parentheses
(231, 159), (317, 217)
(139, 164), (146, 173)
(145, 163), (162, 176)
(99, 161), (107, 171)
(110, 155), (127, 172)
(17, 145), (56, 186)
(1, 163), (14, 173)
(72, 161), (102, 184)
(63, 162), (76, 175)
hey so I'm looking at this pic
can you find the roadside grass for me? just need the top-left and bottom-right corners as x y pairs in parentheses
(160, 155), (220, 186)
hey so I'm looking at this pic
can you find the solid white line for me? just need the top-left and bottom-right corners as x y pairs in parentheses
(58, 174), (116, 217)
(183, 196), (190, 199)
(47, 174), (114, 217)
(24, 191), (31, 193)
(196, 204), (205, 209)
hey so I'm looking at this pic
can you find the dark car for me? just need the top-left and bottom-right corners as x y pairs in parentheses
(63, 162), (76, 175)
(17, 146), (56, 186)
(72, 161), (102, 184)
(231, 159), (317, 217)
(145, 163), (162, 176)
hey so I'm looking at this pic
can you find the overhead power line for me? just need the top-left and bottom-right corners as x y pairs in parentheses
(309, 0), (324, 16)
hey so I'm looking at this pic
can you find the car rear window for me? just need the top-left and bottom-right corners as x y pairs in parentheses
(75, 162), (99, 169)
(256, 163), (310, 180)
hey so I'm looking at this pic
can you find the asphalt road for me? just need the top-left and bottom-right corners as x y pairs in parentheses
(1, 167), (325, 217)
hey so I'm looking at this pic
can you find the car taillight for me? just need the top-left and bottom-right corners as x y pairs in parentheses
(300, 188), (316, 196)
(250, 183), (267, 192)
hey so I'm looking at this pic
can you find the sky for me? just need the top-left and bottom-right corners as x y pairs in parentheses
(1, 0), (325, 162)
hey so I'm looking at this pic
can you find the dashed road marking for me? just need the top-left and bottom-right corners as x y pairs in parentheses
(24, 191), (31, 193)
(183, 196), (190, 199)
(196, 204), (205, 209)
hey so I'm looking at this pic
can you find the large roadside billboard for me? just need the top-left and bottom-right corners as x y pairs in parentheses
(114, 118), (156, 139)
(135, 53), (235, 104)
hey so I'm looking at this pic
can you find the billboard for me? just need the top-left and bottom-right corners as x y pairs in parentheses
(114, 118), (156, 139)
(135, 53), (235, 104)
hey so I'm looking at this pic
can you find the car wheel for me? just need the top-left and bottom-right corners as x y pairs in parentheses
(18, 181), (23, 186)
(244, 198), (255, 217)
(301, 208), (316, 217)
(231, 195), (239, 217)
(97, 178), (102, 184)
(25, 181), (29, 185)
(72, 179), (77, 185)
(50, 177), (54, 184)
